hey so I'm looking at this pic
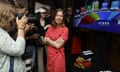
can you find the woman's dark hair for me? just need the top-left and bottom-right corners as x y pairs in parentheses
(51, 8), (65, 27)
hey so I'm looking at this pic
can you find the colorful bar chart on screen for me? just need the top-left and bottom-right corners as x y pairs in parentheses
(73, 11), (120, 34)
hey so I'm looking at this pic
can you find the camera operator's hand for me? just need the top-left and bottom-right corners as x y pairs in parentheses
(30, 24), (36, 30)
(16, 15), (28, 30)
(25, 24), (35, 32)
(31, 34), (40, 39)
(16, 15), (27, 38)
(24, 24), (30, 34)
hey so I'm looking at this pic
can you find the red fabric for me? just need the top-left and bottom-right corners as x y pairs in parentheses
(76, 61), (92, 68)
(80, 15), (94, 24)
(82, 61), (91, 68)
(45, 26), (69, 72)
(71, 35), (82, 54)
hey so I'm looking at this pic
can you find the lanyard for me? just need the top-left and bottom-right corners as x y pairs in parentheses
(9, 56), (14, 72)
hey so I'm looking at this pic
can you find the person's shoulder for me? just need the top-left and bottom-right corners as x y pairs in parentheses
(63, 25), (68, 29)
(63, 26), (69, 31)
(0, 28), (9, 38)
(0, 28), (7, 34)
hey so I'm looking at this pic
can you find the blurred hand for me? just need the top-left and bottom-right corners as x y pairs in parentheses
(24, 24), (30, 33)
(30, 24), (36, 30)
(44, 37), (50, 44)
(16, 15), (28, 30)
(44, 24), (51, 30)
(25, 24), (35, 32)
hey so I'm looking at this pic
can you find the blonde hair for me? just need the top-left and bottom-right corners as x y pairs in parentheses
(0, 1), (16, 32)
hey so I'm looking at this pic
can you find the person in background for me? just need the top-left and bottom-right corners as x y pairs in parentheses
(44, 9), (69, 72)
(19, 7), (36, 72)
(13, 0), (23, 9)
(66, 7), (73, 26)
(0, 0), (27, 72)
(35, 7), (51, 72)
(65, 6), (74, 72)
(9, 1), (37, 71)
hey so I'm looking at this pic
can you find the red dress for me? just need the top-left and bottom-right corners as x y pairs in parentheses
(45, 26), (69, 72)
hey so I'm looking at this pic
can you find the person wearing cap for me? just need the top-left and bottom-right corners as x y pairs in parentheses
(35, 7), (51, 72)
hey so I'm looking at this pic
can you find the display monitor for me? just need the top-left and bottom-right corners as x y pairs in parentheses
(101, 2), (109, 10)
(110, 1), (119, 10)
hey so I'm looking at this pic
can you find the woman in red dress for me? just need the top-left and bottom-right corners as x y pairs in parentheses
(44, 9), (69, 72)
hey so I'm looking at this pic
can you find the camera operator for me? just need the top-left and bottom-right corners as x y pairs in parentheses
(14, 3), (38, 72)
(14, 2), (51, 71)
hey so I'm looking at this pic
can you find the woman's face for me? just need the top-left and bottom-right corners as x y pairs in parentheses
(40, 12), (47, 19)
(55, 11), (64, 24)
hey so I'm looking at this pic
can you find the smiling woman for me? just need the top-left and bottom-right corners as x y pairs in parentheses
(44, 9), (69, 72)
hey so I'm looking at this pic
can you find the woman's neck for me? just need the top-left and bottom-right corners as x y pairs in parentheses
(56, 23), (63, 27)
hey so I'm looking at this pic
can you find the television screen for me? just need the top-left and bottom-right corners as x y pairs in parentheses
(110, 1), (119, 10)
(101, 2), (108, 10)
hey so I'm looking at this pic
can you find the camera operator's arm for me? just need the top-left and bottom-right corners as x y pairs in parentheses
(0, 16), (27, 56)
(26, 33), (40, 40)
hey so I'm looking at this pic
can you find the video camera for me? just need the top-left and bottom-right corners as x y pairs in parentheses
(15, 13), (38, 24)
(16, 13), (44, 46)
(15, 13), (41, 35)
